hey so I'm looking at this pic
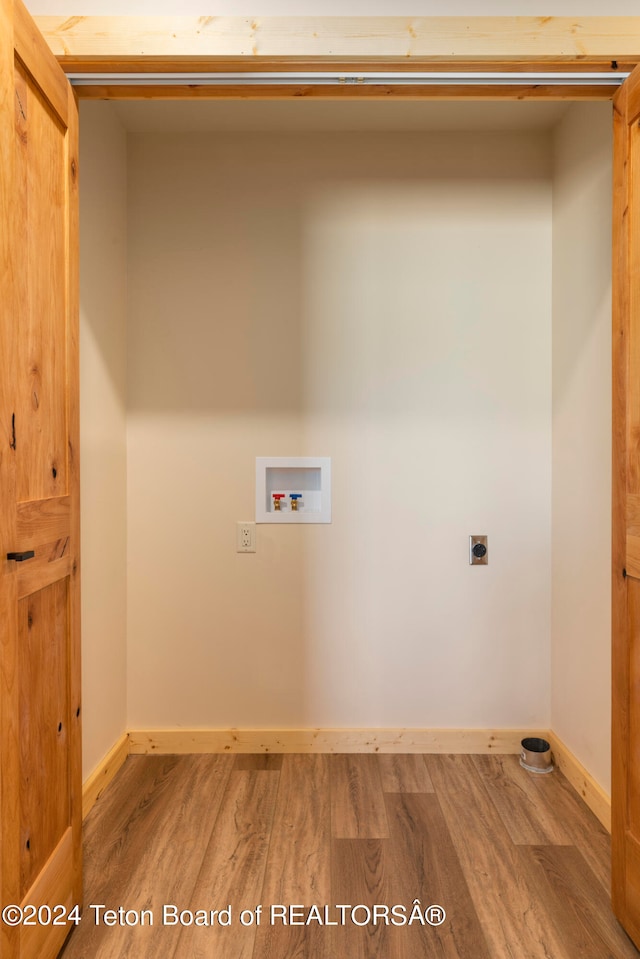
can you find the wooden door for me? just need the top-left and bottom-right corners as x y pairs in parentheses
(0, 1), (81, 958)
(612, 63), (640, 948)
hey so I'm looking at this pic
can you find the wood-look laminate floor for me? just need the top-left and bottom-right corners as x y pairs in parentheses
(60, 753), (639, 959)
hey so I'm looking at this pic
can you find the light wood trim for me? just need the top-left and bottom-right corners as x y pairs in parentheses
(15, 2), (68, 125)
(626, 61), (640, 121)
(547, 732), (611, 832)
(44, 57), (639, 76)
(128, 727), (538, 755)
(612, 70), (632, 922)
(82, 733), (129, 820)
(72, 82), (617, 102)
(19, 828), (74, 959)
(626, 77), (640, 948)
(32, 16), (640, 64)
(629, 128), (640, 502)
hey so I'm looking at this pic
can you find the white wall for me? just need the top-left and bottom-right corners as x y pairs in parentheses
(126, 130), (552, 729)
(551, 102), (612, 792)
(79, 102), (128, 776)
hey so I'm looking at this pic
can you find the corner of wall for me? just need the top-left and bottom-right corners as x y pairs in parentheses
(79, 101), (128, 779)
(551, 101), (613, 796)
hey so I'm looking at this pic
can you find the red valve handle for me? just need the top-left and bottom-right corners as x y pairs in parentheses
(272, 494), (285, 500)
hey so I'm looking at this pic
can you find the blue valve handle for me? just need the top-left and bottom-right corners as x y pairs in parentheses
(289, 493), (302, 500)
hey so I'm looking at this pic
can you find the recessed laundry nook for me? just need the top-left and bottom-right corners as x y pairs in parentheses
(78, 96), (611, 794)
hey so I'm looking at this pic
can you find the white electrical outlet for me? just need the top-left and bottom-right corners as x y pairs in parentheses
(236, 521), (256, 553)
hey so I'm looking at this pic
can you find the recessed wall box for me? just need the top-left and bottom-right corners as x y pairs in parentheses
(256, 457), (331, 524)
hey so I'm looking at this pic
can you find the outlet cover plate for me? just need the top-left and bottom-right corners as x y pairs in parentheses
(469, 535), (488, 565)
(237, 522), (256, 553)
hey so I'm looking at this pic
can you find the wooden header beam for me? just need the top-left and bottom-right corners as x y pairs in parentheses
(34, 16), (640, 67)
(32, 16), (640, 100)
(65, 82), (624, 102)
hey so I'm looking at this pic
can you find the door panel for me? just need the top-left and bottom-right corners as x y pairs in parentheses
(0, 1), (80, 958)
(14, 59), (68, 506)
(19, 580), (70, 898)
